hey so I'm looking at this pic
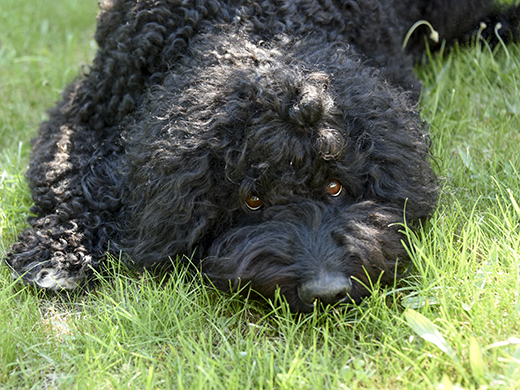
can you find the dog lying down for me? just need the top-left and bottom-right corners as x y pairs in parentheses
(6, 0), (520, 312)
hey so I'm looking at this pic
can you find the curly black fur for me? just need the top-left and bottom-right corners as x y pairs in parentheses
(6, 0), (520, 312)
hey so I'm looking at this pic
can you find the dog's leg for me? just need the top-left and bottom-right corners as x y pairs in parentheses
(6, 0), (226, 289)
(5, 79), (123, 289)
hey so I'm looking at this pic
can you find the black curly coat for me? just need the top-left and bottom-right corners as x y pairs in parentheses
(6, 0), (520, 312)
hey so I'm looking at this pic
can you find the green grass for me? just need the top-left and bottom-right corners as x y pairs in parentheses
(1, 1), (520, 388)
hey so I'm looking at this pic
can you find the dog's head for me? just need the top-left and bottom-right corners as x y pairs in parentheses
(122, 34), (437, 312)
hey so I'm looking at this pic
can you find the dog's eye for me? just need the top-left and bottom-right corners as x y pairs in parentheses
(326, 180), (342, 197)
(246, 194), (263, 210)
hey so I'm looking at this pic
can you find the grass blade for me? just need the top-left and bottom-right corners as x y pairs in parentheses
(404, 309), (458, 363)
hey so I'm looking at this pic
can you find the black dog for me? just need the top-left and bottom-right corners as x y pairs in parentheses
(6, 0), (519, 312)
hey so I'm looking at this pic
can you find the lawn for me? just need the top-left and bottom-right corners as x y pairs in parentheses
(1, 1), (519, 388)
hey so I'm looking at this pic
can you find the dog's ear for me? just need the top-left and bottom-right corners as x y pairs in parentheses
(119, 94), (243, 269)
(332, 70), (438, 222)
(349, 113), (437, 222)
(120, 145), (228, 268)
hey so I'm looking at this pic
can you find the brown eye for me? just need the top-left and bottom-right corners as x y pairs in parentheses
(326, 180), (342, 197)
(246, 194), (263, 210)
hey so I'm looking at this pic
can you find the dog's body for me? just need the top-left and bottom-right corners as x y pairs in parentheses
(6, 0), (519, 311)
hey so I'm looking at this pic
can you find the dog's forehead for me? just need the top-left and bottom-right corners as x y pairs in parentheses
(239, 144), (338, 199)
(244, 128), (343, 173)
(222, 68), (348, 167)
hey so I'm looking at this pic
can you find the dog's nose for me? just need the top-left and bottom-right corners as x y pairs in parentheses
(297, 272), (352, 306)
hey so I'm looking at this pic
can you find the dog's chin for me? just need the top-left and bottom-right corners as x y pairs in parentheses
(202, 201), (407, 312)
